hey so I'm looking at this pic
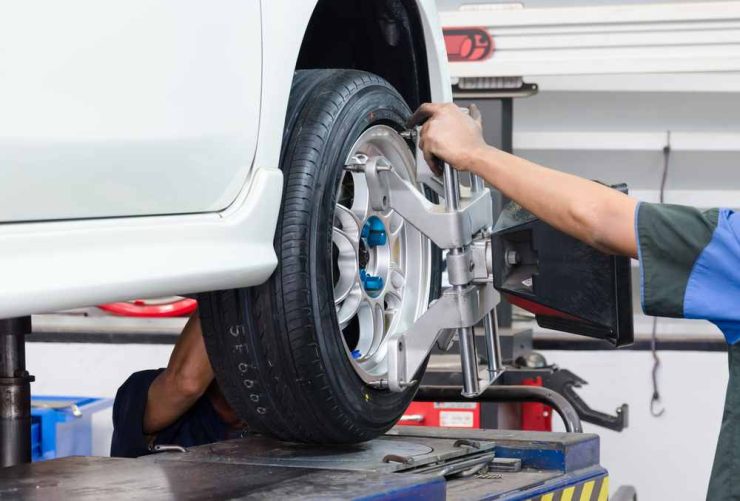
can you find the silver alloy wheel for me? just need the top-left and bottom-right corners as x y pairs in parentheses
(333, 125), (432, 384)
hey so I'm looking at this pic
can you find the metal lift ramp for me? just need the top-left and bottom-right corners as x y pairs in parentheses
(0, 427), (606, 500)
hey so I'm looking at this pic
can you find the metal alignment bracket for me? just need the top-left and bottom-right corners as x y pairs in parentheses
(361, 156), (494, 250)
(351, 144), (505, 397)
(386, 283), (498, 392)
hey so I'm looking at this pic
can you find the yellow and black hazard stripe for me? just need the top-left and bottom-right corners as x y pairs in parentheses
(531, 475), (609, 501)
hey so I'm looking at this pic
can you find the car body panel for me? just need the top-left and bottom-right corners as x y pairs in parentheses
(0, 0), (449, 318)
(414, 0), (454, 104)
(0, 167), (282, 318)
(0, 0), (262, 221)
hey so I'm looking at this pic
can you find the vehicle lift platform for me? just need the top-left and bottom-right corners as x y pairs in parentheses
(0, 426), (607, 500)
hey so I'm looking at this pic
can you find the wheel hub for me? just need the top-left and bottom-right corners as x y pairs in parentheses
(331, 125), (432, 384)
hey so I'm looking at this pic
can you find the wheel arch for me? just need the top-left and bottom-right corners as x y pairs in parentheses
(295, 0), (432, 110)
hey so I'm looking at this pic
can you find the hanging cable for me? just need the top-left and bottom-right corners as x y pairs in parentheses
(650, 131), (671, 417)
(659, 132), (671, 204)
(650, 316), (665, 417)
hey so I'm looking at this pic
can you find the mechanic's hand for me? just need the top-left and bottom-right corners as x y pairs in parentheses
(407, 103), (486, 174)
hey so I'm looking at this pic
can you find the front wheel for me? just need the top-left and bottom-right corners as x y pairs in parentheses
(199, 69), (441, 443)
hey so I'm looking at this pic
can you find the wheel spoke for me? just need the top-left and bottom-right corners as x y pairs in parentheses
(336, 283), (362, 328)
(386, 211), (406, 278)
(333, 227), (359, 304)
(354, 300), (384, 359)
(387, 210), (405, 244)
(389, 267), (406, 293)
(349, 172), (371, 223)
(333, 169), (366, 332)
(334, 204), (362, 241)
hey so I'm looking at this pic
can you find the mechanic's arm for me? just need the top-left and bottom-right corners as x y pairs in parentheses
(409, 103), (638, 258)
(143, 313), (214, 434)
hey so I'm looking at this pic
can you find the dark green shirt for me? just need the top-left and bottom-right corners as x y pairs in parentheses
(636, 203), (740, 343)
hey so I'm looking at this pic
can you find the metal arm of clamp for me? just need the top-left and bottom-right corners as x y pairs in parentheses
(356, 147), (505, 397)
(361, 156), (493, 249)
(386, 283), (498, 392)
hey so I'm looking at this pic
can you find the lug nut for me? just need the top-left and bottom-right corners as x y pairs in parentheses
(360, 269), (384, 292)
(361, 217), (387, 247)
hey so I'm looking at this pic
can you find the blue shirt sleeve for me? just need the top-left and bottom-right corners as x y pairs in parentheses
(635, 202), (720, 318)
(683, 209), (740, 344)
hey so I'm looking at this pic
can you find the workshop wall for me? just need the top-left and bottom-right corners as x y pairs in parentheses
(27, 342), (171, 456)
(512, 76), (740, 210)
(543, 348), (727, 501)
(438, 0), (725, 10)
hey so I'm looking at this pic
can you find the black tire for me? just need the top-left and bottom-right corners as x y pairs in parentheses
(199, 69), (441, 444)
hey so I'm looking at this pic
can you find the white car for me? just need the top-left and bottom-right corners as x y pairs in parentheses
(1, 0), (451, 442)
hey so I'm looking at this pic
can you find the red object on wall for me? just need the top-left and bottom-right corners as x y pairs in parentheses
(443, 27), (494, 62)
(520, 377), (553, 431)
(399, 401), (481, 429)
(98, 298), (198, 318)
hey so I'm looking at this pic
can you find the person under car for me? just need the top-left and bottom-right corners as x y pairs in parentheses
(110, 312), (244, 457)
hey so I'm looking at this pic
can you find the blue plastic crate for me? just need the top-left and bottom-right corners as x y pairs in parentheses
(31, 396), (113, 461)
(30, 422), (41, 460)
